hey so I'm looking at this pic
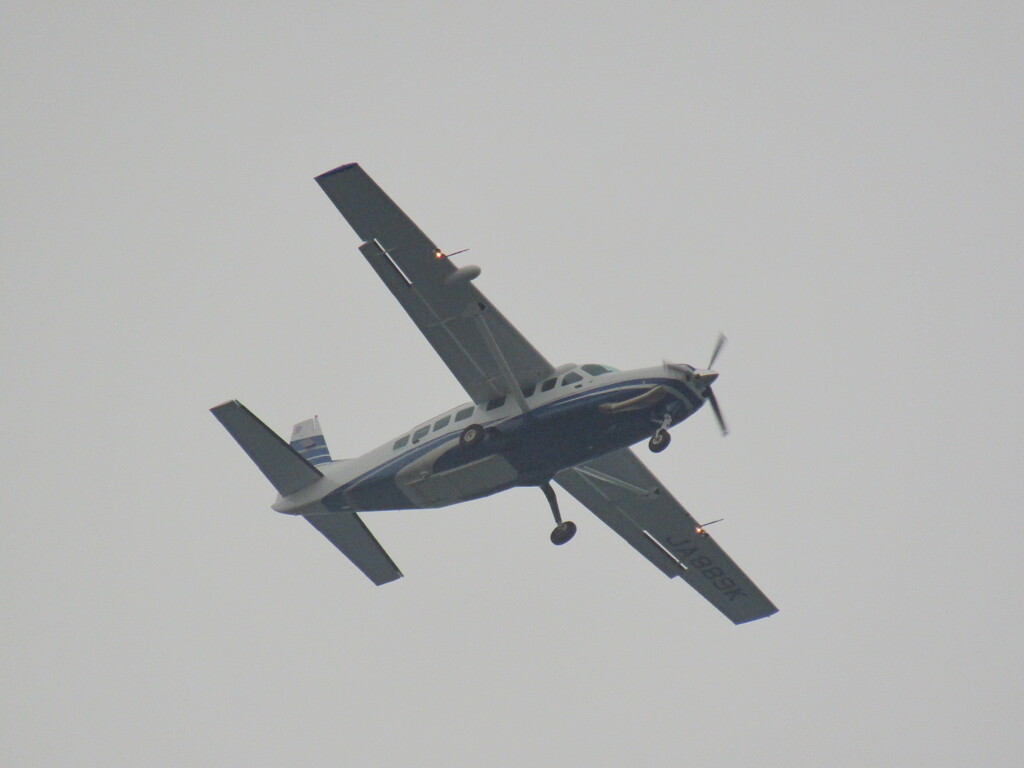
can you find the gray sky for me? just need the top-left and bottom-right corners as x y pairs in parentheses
(3, 2), (1022, 765)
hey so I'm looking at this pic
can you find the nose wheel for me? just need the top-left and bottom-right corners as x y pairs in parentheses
(541, 482), (576, 545)
(648, 412), (673, 453)
(648, 429), (671, 453)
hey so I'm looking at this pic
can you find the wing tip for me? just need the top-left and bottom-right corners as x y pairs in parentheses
(730, 605), (780, 625)
(315, 162), (360, 182)
(373, 569), (405, 586)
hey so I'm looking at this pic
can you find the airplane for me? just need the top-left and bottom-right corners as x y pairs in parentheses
(212, 163), (777, 624)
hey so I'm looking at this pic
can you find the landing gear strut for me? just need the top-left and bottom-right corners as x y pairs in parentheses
(541, 482), (576, 545)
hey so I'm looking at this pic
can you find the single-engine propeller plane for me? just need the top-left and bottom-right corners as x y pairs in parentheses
(213, 163), (777, 624)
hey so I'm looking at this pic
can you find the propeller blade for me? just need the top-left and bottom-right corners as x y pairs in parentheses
(706, 387), (728, 436)
(708, 333), (727, 370)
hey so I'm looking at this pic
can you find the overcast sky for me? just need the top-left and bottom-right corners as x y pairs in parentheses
(3, 2), (1022, 765)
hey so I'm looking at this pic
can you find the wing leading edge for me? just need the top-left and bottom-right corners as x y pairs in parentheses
(556, 449), (777, 624)
(316, 164), (554, 404)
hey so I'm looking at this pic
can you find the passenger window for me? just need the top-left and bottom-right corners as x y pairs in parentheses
(561, 372), (583, 386)
(412, 426), (429, 442)
(521, 384), (536, 398)
(455, 406), (475, 422)
(393, 435), (409, 450)
(486, 395), (506, 411)
(541, 377), (557, 392)
(582, 364), (610, 376)
(434, 415), (451, 430)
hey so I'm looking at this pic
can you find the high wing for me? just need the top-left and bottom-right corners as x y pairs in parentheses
(555, 448), (777, 624)
(316, 164), (554, 404)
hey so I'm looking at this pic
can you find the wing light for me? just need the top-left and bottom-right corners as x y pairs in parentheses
(696, 518), (724, 535)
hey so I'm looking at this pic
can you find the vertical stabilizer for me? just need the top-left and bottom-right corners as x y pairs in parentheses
(290, 416), (332, 466)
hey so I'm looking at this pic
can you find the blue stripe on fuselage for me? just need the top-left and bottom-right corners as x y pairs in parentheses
(332, 377), (701, 510)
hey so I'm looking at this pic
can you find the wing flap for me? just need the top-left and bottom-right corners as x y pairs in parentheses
(554, 469), (684, 579)
(556, 449), (777, 624)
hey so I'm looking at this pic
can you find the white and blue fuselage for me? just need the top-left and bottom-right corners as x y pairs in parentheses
(274, 363), (713, 516)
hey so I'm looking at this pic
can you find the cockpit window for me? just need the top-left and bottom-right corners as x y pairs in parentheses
(521, 383), (536, 398)
(541, 377), (557, 392)
(412, 426), (429, 442)
(561, 372), (583, 386)
(582, 364), (612, 376)
(393, 435), (409, 450)
(434, 415), (451, 431)
(486, 395), (506, 411)
(455, 406), (475, 422)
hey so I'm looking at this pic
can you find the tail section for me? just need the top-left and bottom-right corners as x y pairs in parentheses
(304, 511), (403, 585)
(214, 401), (404, 585)
(211, 400), (322, 496)
(290, 416), (333, 466)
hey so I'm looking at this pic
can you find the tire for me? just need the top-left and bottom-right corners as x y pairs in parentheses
(648, 430), (671, 453)
(460, 423), (485, 448)
(550, 521), (577, 545)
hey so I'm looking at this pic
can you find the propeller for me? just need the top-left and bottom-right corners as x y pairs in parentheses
(704, 334), (728, 436)
(706, 387), (728, 436)
(708, 333), (727, 370)
(664, 334), (729, 435)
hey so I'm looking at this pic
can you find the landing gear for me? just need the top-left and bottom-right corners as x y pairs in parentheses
(541, 482), (576, 545)
(648, 429), (671, 453)
(648, 412), (673, 453)
(459, 423), (486, 448)
(551, 520), (577, 545)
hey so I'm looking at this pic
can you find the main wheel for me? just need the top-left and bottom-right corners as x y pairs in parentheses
(550, 521), (577, 545)
(460, 423), (486, 448)
(648, 430), (671, 453)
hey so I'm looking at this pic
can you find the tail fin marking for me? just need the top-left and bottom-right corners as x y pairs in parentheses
(290, 416), (333, 466)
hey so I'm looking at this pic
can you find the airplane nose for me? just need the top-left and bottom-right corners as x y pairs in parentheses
(694, 370), (718, 390)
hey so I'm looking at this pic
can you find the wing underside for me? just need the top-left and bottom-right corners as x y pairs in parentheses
(556, 449), (777, 624)
(316, 164), (554, 404)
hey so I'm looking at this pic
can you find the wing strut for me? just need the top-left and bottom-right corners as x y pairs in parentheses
(572, 465), (653, 497)
(470, 309), (530, 414)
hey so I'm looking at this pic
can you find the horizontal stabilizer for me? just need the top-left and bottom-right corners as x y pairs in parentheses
(211, 400), (322, 496)
(305, 512), (403, 585)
